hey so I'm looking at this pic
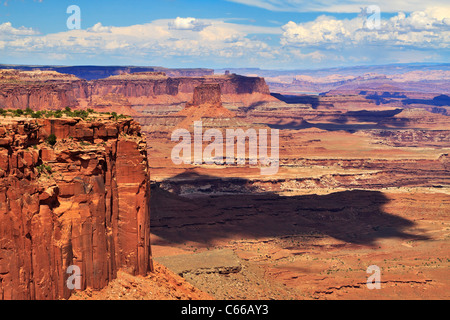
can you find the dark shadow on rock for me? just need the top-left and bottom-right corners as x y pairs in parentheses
(266, 120), (386, 131)
(265, 108), (408, 131)
(244, 101), (268, 113)
(271, 93), (319, 109)
(151, 171), (430, 247)
(344, 109), (404, 120)
(365, 92), (408, 105)
(402, 95), (450, 108)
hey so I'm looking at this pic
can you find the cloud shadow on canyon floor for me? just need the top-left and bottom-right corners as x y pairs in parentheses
(150, 172), (429, 248)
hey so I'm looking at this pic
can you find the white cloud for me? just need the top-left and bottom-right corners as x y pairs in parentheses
(0, 19), (279, 63)
(227, 0), (450, 13)
(169, 17), (211, 31)
(281, 7), (450, 49)
(0, 22), (39, 37)
(0, 8), (448, 68)
(87, 23), (112, 33)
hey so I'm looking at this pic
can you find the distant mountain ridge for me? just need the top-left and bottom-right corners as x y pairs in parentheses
(0, 64), (214, 80)
(217, 63), (450, 96)
(216, 63), (450, 78)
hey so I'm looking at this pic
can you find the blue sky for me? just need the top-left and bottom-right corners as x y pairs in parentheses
(0, 0), (449, 69)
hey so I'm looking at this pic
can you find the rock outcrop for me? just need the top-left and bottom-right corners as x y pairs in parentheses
(177, 84), (235, 120)
(0, 70), (275, 113)
(0, 117), (152, 300)
(173, 83), (258, 132)
(192, 83), (222, 106)
(0, 70), (88, 111)
(89, 73), (275, 108)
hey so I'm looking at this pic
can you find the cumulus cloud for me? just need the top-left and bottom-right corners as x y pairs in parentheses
(0, 22), (39, 36)
(0, 8), (448, 68)
(168, 17), (211, 31)
(0, 19), (278, 64)
(87, 23), (112, 33)
(227, 0), (450, 13)
(281, 7), (450, 49)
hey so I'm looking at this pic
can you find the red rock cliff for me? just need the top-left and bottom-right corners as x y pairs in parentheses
(0, 117), (152, 300)
(0, 70), (275, 112)
(192, 83), (222, 106)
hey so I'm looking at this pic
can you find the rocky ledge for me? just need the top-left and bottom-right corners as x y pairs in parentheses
(0, 117), (152, 299)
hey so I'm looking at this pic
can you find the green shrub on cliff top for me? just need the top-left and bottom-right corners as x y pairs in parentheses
(13, 109), (23, 116)
(31, 111), (43, 118)
(111, 112), (127, 120)
(73, 109), (89, 119)
(54, 110), (63, 118)
(1, 107), (129, 120)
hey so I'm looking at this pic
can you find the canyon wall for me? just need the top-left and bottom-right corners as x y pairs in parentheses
(0, 71), (274, 113)
(89, 74), (274, 107)
(0, 81), (88, 111)
(192, 83), (222, 106)
(0, 117), (152, 300)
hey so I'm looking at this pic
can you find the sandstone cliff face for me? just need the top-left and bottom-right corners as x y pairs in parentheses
(0, 81), (88, 111)
(175, 84), (242, 131)
(89, 74), (274, 106)
(192, 83), (222, 106)
(0, 117), (152, 300)
(0, 71), (274, 112)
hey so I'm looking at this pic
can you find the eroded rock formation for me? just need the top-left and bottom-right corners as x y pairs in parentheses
(177, 84), (235, 119)
(0, 117), (152, 300)
(0, 70), (275, 113)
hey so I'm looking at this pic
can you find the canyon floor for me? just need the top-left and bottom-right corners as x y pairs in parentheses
(149, 187), (449, 300)
(141, 95), (449, 300)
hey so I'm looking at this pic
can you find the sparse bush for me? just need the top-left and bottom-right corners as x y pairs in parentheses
(46, 134), (57, 146)
(31, 111), (43, 118)
(54, 110), (63, 118)
(64, 107), (73, 117)
(45, 111), (54, 118)
(73, 110), (89, 119)
(36, 164), (52, 175)
(110, 112), (127, 121)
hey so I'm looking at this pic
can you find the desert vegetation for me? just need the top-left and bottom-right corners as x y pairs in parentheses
(0, 107), (129, 121)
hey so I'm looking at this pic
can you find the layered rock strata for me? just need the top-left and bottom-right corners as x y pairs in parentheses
(0, 117), (152, 300)
(0, 70), (275, 112)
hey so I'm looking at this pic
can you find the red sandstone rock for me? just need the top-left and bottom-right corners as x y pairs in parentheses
(175, 84), (237, 130)
(0, 118), (152, 300)
(192, 83), (222, 106)
(0, 70), (275, 113)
